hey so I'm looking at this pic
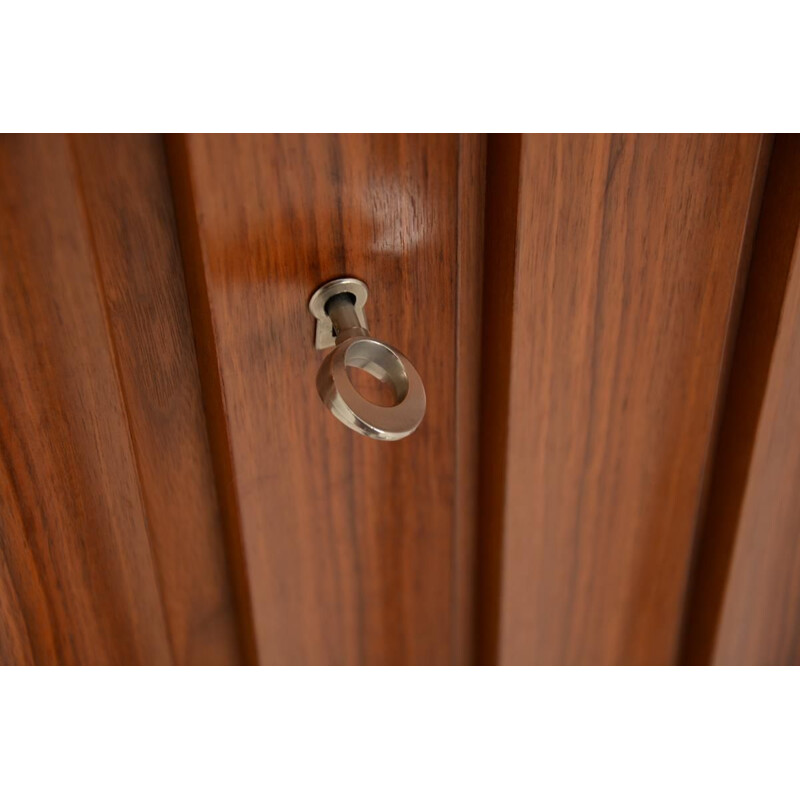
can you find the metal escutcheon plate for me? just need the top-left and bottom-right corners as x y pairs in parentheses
(308, 277), (369, 350)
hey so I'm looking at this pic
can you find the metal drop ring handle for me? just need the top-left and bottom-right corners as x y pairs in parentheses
(308, 277), (426, 441)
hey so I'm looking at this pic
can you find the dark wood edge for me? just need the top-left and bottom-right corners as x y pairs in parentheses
(678, 134), (800, 664)
(163, 134), (260, 665)
(475, 134), (522, 665)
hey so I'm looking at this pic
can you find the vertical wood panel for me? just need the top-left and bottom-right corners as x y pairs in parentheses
(713, 247), (800, 664)
(69, 135), (242, 664)
(712, 241), (800, 664)
(0, 134), (172, 664)
(482, 134), (767, 664)
(167, 134), (484, 664)
(685, 135), (800, 665)
(682, 135), (798, 663)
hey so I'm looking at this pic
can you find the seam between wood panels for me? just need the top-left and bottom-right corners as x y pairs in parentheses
(67, 134), (175, 665)
(676, 134), (775, 665)
(493, 137), (524, 665)
(452, 136), (466, 665)
(476, 133), (523, 665)
(452, 134), (487, 665)
(451, 135), (464, 666)
(163, 134), (260, 665)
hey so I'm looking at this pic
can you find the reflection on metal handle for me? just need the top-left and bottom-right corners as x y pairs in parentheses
(308, 277), (426, 441)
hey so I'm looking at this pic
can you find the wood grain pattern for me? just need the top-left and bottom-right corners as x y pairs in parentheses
(453, 134), (487, 662)
(482, 134), (767, 664)
(681, 135), (799, 663)
(691, 135), (800, 665)
(0, 134), (171, 664)
(69, 134), (242, 664)
(167, 134), (484, 664)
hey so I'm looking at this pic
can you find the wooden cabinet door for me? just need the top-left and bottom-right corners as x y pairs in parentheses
(478, 134), (768, 664)
(165, 134), (484, 664)
(0, 133), (484, 665)
(1, 133), (799, 665)
(0, 135), (237, 664)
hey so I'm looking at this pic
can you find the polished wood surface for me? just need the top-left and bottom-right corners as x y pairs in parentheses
(70, 135), (241, 664)
(482, 134), (767, 664)
(698, 136), (800, 665)
(3, 132), (798, 665)
(0, 134), (242, 664)
(167, 134), (485, 664)
(682, 135), (799, 664)
(0, 135), (172, 664)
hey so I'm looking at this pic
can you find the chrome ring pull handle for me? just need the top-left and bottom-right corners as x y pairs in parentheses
(308, 277), (426, 441)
